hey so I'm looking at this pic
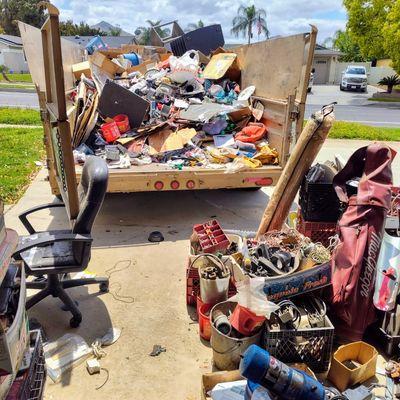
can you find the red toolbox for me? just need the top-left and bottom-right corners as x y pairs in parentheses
(192, 220), (230, 254)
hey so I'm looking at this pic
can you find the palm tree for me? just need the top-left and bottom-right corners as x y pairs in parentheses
(135, 20), (170, 45)
(186, 20), (205, 32)
(231, 5), (269, 45)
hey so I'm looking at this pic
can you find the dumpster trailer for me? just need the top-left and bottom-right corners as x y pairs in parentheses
(18, 4), (317, 220)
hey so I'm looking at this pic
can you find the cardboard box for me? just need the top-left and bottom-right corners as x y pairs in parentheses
(202, 370), (243, 400)
(328, 341), (378, 392)
(89, 52), (125, 76)
(72, 61), (91, 80)
(202, 48), (241, 81)
(0, 264), (29, 376)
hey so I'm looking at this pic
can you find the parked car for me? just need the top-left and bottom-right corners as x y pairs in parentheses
(308, 68), (315, 93)
(340, 66), (368, 92)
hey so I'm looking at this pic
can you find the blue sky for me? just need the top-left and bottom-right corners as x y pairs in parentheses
(52, 0), (347, 43)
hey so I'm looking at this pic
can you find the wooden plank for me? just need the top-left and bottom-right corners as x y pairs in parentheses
(256, 105), (335, 237)
(39, 3), (79, 219)
(232, 30), (315, 103)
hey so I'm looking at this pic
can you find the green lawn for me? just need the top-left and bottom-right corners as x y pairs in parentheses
(0, 127), (45, 203)
(329, 121), (400, 141)
(0, 73), (32, 83)
(0, 107), (41, 125)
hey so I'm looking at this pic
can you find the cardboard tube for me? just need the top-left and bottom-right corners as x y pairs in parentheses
(256, 105), (335, 238)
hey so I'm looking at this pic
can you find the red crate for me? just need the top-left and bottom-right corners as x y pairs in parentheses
(193, 220), (230, 254)
(297, 211), (337, 247)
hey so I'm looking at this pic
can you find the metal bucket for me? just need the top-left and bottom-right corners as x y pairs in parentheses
(210, 301), (263, 370)
(200, 275), (230, 304)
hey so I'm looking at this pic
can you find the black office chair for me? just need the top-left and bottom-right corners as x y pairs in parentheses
(13, 156), (109, 327)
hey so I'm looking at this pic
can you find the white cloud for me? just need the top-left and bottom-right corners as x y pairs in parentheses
(52, 0), (346, 43)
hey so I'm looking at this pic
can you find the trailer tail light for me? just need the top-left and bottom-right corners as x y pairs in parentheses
(244, 177), (273, 186)
(154, 181), (164, 190)
(186, 180), (195, 189)
(171, 180), (180, 189)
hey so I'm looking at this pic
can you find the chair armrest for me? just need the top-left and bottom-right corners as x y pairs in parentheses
(13, 233), (92, 258)
(19, 203), (66, 234)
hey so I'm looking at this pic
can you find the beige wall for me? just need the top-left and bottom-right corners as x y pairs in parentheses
(332, 62), (396, 85)
(0, 49), (29, 73)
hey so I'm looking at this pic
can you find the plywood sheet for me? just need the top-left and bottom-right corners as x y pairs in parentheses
(18, 21), (84, 93)
(232, 33), (310, 102)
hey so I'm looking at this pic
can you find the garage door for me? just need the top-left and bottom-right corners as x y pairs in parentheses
(314, 59), (329, 84)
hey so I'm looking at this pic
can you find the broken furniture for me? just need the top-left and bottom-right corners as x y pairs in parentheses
(13, 157), (110, 328)
(0, 200), (30, 399)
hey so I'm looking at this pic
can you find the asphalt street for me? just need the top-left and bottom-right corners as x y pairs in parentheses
(0, 85), (399, 127)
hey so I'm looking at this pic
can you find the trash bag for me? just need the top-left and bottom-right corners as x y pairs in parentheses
(169, 50), (199, 83)
(230, 276), (279, 317)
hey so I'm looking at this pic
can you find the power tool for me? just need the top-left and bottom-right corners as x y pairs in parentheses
(240, 345), (326, 400)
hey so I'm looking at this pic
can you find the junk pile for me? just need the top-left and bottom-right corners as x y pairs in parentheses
(190, 110), (400, 399)
(70, 44), (279, 172)
(0, 201), (46, 400)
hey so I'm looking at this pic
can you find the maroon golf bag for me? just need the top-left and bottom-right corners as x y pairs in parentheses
(330, 143), (394, 340)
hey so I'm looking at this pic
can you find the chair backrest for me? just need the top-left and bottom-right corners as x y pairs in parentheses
(72, 156), (108, 263)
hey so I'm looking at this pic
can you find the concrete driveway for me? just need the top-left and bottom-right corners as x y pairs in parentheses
(307, 84), (381, 106)
(4, 138), (400, 400)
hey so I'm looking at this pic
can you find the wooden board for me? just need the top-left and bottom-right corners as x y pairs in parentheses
(232, 28), (317, 103)
(18, 21), (84, 93)
(257, 105), (335, 237)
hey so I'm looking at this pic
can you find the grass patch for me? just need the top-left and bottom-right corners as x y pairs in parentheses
(368, 97), (400, 102)
(0, 73), (32, 83)
(0, 82), (35, 90)
(329, 121), (400, 141)
(0, 107), (41, 125)
(0, 127), (45, 203)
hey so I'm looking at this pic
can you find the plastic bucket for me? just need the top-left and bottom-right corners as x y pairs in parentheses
(113, 114), (130, 134)
(101, 121), (120, 143)
(199, 303), (212, 341)
(123, 52), (140, 66)
(230, 305), (266, 336)
(210, 301), (263, 370)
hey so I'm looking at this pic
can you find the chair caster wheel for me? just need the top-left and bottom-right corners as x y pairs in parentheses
(70, 315), (82, 328)
(99, 282), (109, 293)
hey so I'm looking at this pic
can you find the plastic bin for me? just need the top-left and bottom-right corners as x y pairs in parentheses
(299, 179), (341, 222)
(6, 330), (46, 400)
(297, 210), (337, 247)
(263, 315), (334, 372)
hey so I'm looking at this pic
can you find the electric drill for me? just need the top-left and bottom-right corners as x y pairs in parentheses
(240, 345), (326, 400)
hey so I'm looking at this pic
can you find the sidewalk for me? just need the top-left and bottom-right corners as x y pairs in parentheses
(4, 138), (400, 399)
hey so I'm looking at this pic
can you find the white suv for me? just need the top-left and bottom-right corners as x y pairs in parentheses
(340, 66), (368, 92)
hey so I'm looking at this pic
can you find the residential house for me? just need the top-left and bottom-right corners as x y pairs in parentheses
(0, 34), (29, 73)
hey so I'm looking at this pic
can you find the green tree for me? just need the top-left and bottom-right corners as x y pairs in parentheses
(1, 0), (46, 36)
(186, 20), (205, 32)
(333, 29), (364, 62)
(231, 5), (269, 45)
(343, 0), (388, 61)
(59, 20), (105, 36)
(382, 0), (400, 73)
(108, 26), (122, 36)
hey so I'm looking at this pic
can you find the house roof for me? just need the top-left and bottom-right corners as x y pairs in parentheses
(0, 34), (23, 47)
(62, 35), (136, 49)
(315, 44), (342, 57)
